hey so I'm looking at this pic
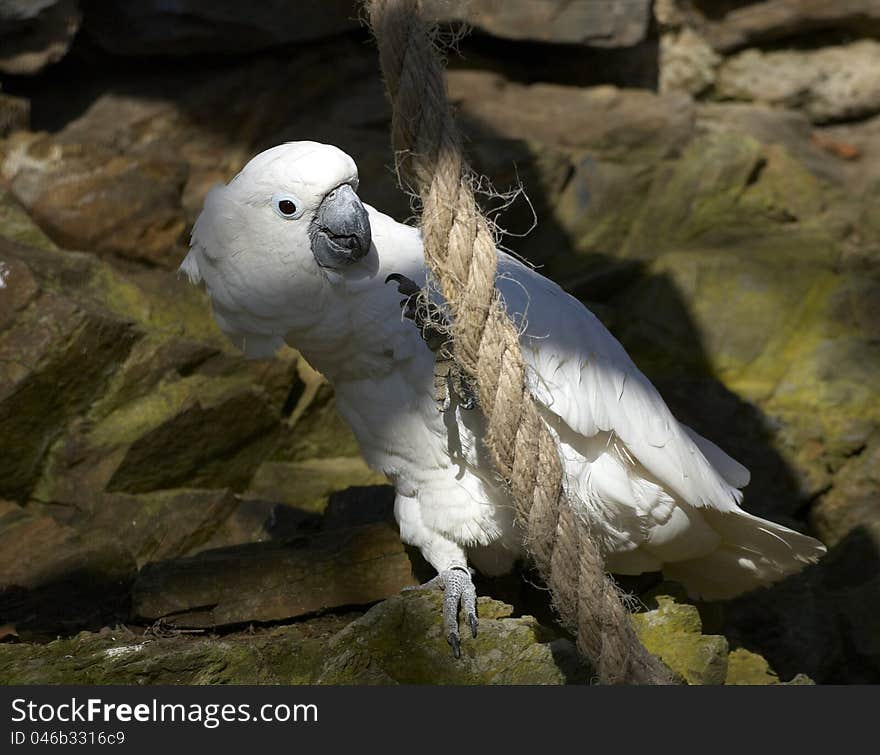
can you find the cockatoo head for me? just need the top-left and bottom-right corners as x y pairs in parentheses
(182, 141), (374, 356)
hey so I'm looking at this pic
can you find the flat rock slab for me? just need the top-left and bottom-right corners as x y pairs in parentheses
(716, 40), (880, 124)
(685, 0), (880, 53)
(1, 132), (188, 266)
(132, 522), (419, 628)
(425, 0), (651, 47)
(0, 592), (591, 685)
(446, 72), (695, 158)
(312, 591), (591, 685)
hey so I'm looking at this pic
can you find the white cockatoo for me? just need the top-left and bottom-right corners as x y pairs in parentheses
(182, 141), (825, 654)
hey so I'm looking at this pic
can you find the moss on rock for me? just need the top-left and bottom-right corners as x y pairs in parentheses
(619, 133), (835, 260)
(0, 189), (57, 251)
(633, 595), (729, 685)
(0, 264), (139, 501)
(246, 457), (386, 514)
(301, 591), (591, 685)
(0, 625), (329, 685)
(725, 648), (780, 685)
(0, 593), (589, 685)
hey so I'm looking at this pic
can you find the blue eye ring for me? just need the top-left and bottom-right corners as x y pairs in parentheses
(272, 193), (305, 220)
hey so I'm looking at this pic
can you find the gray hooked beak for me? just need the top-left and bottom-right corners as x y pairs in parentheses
(309, 183), (372, 269)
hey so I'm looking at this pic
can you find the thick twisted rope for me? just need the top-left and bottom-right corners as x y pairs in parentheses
(366, 0), (673, 684)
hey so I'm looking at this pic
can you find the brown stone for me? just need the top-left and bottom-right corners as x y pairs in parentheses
(0, 240), (139, 502)
(716, 40), (880, 124)
(0, 0), (81, 75)
(695, 102), (846, 184)
(426, 0), (652, 47)
(245, 457), (386, 514)
(1, 133), (188, 266)
(685, 0), (880, 53)
(131, 522), (419, 628)
(0, 252), (39, 331)
(659, 27), (720, 97)
(88, 489), (240, 567)
(447, 71), (695, 158)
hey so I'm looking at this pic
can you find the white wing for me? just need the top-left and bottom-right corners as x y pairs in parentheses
(495, 254), (824, 599)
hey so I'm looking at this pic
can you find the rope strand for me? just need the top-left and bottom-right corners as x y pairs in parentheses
(366, 0), (673, 685)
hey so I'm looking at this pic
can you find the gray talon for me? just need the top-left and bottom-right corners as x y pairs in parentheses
(385, 272), (421, 296)
(411, 567), (479, 658)
(448, 632), (461, 659)
(385, 271), (478, 413)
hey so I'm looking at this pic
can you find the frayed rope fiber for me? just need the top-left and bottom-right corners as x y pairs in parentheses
(366, 0), (674, 685)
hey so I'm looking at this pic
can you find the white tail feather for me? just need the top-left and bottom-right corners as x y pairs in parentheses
(662, 509), (826, 600)
(683, 425), (751, 489)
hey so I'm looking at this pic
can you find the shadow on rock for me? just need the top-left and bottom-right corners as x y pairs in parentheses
(725, 526), (880, 684)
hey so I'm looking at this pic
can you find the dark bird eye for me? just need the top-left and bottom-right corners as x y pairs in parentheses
(272, 193), (303, 219)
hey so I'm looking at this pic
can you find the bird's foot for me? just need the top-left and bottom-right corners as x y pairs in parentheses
(404, 566), (478, 658)
(385, 273), (449, 352)
(385, 273), (478, 412)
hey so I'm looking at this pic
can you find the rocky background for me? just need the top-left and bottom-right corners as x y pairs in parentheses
(0, 0), (877, 684)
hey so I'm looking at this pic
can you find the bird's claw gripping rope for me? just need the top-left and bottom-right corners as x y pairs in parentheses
(386, 273), (477, 411)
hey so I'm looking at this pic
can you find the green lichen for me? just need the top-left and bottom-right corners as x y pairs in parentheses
(618, 133), (837, 261)
(314, 591), (590, 685)
(274, 381), (361, 461)
(89, 489), (241, 567)
(0, 189), (57, 251)
(104, 383), (280, 493)
(0, 593), (589, 685)
(0, 302), (138, 501)
(246, 457), (386, 514)
(725, 648), (780, 685)
(31, 374), (281, 504)
(633, 595), (729, 685)
(0, 626), (325, 685)
(554, 157), (656, 264)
